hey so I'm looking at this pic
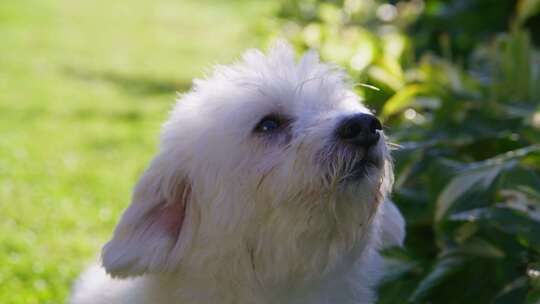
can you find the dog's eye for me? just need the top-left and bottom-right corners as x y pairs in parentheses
(254, 115), (282, 133)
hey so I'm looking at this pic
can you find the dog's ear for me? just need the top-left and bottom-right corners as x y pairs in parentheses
(101, 153), (192, 278)
(379, 200), (405, 248)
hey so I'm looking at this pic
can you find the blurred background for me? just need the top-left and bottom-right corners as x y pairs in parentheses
(1, 0), (539, 303)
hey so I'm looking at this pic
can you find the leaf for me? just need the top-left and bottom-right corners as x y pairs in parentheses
(380, 256), (418, 284)
(379, 248), (421, 285)
(381, 84), (427, 120)
(382, 32), (407, 60)
(318, 3), (341, 25)
(500, 188), (540, 221)
(493, 277), (528, 304)
(517, 0), (540, 25)
(393, 148), (424, 190)
(455, 237), (505, 259)
(434, 147), (539, 224)
(450, 206), (540, 250)
(526, 286), (540, 304)
(368, 66), (403, 92)
(435, 163), (505, 222)
(408, 256), (465, 302)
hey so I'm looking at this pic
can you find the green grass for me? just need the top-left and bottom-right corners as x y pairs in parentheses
(0, 1), (271, 302)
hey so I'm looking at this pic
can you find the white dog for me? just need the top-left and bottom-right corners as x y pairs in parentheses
(70, 42), (405, 304)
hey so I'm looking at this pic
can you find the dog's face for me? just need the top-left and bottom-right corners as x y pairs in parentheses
(102, 43), (393, 282)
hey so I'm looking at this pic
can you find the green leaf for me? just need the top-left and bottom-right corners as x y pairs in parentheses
(318, 3), (341, 25)
(435, 163), (505, 222)
(435, 146), (540, 223)
(450, 206), (540, 250)
(517, 0), (540, 25)
(379, 248), (421, 284)
(526, 286), (540, 304)
(408, 256), (465, 302)
(381, 84), (427, 120)
(455, 237), (505, 259)
(493, 277), (528, 304)
(380, 257), (418, 284)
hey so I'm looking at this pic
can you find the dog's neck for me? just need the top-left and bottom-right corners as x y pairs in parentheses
(170, 192), (382, 303)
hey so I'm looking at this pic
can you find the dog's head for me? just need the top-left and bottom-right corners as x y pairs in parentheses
(102, 42), (393, 280)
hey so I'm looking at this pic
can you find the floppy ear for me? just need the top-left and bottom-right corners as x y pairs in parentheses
(379, 200), (405, 249)
(101, 153), (192, 278)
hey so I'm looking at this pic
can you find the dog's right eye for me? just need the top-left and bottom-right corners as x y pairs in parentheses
(254, 115), (283, 134)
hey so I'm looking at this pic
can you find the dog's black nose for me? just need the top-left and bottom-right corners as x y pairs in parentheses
(337, 113), (382, 147)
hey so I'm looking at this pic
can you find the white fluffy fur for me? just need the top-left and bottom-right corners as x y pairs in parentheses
(70, 42), (405, 304)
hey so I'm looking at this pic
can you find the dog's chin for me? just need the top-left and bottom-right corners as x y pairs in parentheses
(319, 152), (385, 190)
(341, 155), (384, 184)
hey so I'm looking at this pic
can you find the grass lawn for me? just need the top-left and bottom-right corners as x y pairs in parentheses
(0, 1), (271, 302)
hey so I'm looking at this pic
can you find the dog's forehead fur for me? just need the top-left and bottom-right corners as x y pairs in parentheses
(163, 43), (373, 174)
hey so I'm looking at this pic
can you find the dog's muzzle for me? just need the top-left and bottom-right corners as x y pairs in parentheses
(335, 113), (384, 181)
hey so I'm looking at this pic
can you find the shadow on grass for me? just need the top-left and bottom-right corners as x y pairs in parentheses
(63, 67), (192, 96)
(72, 108), (146, 122)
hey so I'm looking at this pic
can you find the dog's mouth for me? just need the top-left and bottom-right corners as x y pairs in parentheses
(318, 146), (385, 186)
(342, 154), (383, 182)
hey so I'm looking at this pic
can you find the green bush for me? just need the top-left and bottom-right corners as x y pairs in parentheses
(271, 0), (540, 302)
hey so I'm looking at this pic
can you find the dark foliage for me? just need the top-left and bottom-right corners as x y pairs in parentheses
(271, 0), (540, 302)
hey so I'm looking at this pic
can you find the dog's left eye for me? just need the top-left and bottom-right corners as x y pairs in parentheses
(254, 115), (282, 133)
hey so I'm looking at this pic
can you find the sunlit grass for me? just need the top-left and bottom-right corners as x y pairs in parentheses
(0, 0), (270, 302)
